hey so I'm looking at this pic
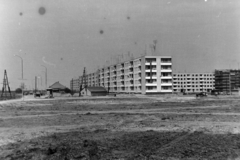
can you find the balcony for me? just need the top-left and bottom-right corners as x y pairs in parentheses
(146, 89), (157, 92)
(146, 83), (157, 86)
(128, 77), (134, 81)
(117, 67), (123, 71)
(134, 61), (141, 66)
(134, 68), (141, 72)
(111, 70), (116, 73)
(134, 76), (141, 80)
(161, 69), (172, 72)
(145, 62), (157, 65)
(111, 75), (117, 79)
(145, 69), (157, 72)
(161, 61), (172, 65)
(161, 75), (172, 79)
(161, 83), (172, 86)
(134, 83), (141, 86)
(145, 76), (157, 79)
(129, 83), (134, 86)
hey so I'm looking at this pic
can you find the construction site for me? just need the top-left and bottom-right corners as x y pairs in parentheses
(1, 46), (240, 159)
(214, 70), (240, 94)
(1, 56), (240, 159)
(0, 0), (239, 159)
(0, 94), (240, 159)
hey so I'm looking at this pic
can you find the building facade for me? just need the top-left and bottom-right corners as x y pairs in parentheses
(172, 73), (215, 93)
(70, 78), (80, 92)
(214, 69), (240, 94)
(71, 56), (173, 94)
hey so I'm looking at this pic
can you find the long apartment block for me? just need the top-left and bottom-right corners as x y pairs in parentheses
(172, 73), (215, 93)
(71, 56), (173, 94)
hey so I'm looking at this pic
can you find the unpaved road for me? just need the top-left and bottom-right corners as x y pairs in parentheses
(1, 95), (240, 159)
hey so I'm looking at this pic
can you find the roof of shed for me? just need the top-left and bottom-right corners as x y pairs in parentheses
(86, 86), (107, 92)
(49, 81), (67, 90)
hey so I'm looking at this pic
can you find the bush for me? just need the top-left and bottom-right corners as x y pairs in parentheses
(15, 88), (22, 93)
(64, 88), (72, 94)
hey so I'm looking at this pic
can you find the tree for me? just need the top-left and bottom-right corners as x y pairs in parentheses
(64, 88), (71, 94)
(15, 88), (22, 93)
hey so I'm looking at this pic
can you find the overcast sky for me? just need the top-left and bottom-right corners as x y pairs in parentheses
(0, 0), (239, 89)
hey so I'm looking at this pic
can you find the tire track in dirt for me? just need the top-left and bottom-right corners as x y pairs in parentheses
(0, 105), (238, 120)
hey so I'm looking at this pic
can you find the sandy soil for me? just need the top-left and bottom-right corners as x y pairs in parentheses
(0, 95), (240, 159)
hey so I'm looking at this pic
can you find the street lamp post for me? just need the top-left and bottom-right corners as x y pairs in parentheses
(14, 54), (24, 100)
(14, 55), (23, 79)
(35, 76), (37, 94)
(41, 65), (47, 89)
(37, 76), (42, 91)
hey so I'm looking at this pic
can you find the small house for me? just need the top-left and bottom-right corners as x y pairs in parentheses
(81, 86), (108, 96)
(49, 81), (67, 92)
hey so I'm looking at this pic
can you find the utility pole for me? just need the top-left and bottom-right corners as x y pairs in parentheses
(41, 65), (47, 89)
(1, 70), (12, 99)
(79, 67), (87, 96)
(14, 55), (23, 79)
(71, 78), (74, 96)
(35, 76), (37, 94)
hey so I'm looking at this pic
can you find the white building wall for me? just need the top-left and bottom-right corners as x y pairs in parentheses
(172, 73), (215, 93)
(156, 57), (161, 92)
(74, 55), (172, 94)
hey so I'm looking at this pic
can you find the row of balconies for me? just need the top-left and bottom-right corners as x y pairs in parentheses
(173, 78), (215, 82)
(173, 84), (214, 87)
(173, 86), (214, 89)
(80, 76), (173, 84)
(145, 61), (172, 65)
(173, 75), (214, 78)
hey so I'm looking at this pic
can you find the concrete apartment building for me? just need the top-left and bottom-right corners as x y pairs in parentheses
(70, 78), (80, 92)
(71, 56), (173, 94)
(172, 73), (215, 93)
(214, 69), (240, 94)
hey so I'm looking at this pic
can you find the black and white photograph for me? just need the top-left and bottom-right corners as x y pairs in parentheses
(0, 0), (240, 159)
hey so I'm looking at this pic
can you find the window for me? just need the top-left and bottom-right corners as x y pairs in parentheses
(147, 86), (157, 90)
(161, 58), (171, 63)
(146, 58), (156, 63)
(162, 79), (172, 83)
(161, 86), (172, 90)
(161, 73), (171, 77)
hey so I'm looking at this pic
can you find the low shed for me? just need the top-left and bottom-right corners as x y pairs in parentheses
(81, 86), (108, 96)
(49, 81), (67, 92)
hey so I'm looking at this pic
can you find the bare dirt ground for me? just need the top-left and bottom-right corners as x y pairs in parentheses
(1, 95), (240, 159)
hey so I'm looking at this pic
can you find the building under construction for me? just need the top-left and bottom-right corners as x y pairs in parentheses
(214, 69), (240, 94)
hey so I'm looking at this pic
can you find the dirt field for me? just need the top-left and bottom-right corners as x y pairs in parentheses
(1, 95), (240, 159)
